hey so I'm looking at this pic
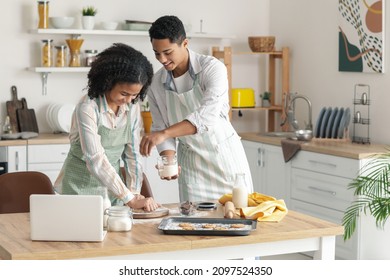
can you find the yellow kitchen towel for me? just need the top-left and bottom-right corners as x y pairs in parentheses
(218, 192), (288, 222)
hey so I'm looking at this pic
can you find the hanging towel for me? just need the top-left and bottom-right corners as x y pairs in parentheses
(219, 192), (288, 222)
(281, 138), (301, 162)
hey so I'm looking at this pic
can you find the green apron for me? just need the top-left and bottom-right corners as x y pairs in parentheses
(166, 75), (253, 202)
(61, 102), (132, 205)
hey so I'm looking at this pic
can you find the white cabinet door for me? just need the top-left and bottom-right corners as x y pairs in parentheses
(242, 140), (290, 204)
(7, 146), (27, 172)
(27, 144), (70, 183)
(143, 147), (180, 204)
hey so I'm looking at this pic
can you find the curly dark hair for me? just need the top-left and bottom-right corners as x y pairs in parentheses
(87, 43), (153, 103)
(149, 15), (186, 44)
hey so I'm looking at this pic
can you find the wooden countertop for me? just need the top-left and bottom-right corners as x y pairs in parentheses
(0, 133), (70, 146)
(0, 204), (343, 260)
(240, 132), (389, 159)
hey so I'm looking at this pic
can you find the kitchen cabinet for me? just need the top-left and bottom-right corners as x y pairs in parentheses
(29, 29), (235, 95)
(241, 140), (290, 204)
(27, 144), (70, 183)
(0, 146), (27, 172)
(213, 47), (290, 131)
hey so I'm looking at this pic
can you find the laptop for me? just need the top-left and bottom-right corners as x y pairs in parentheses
(30, 194), (107, 242)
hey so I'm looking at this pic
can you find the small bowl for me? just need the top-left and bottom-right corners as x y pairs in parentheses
(49, 17), (75, 29)
(101, 21), (118, 30)
(179, 201), (196, 216)
(295, 129), (313, 141)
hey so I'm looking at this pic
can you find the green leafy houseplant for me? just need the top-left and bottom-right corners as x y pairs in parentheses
(342, 151), (390, 241)
(82, 6), (98, 16)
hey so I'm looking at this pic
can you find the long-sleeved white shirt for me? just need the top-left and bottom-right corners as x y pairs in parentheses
(54, 94), (143, 203)
(147, 48), (230, 152)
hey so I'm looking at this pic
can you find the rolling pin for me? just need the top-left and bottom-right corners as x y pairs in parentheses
(224, 201), (235, 219)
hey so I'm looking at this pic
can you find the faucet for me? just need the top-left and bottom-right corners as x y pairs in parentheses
(287, 94), (313, 131)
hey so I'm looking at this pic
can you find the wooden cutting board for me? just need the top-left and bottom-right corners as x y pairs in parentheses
(16, 98), (39, 133)
(5, 86), (23, 133)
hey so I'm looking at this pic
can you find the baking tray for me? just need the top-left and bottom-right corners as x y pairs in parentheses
(158, 217), (257, 236)
(133, 207), (169, 219)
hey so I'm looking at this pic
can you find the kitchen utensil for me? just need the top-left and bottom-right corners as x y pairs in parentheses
(16, 98), (39, 133)
(319, 107), (332, 138)
(332, 107), (344, 139)
(6, 86), (23, 133)
(125, 20), (152, 31)
(49, 17), (74, 29)
(158, 217), (257, 236)
(132, 207), (169, 219)
(231, 88), (255, 108)
(295, 129), (313, 141)
(196, 202), (217, 211)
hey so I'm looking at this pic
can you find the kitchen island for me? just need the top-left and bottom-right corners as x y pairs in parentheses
(0, 204), (343, 260)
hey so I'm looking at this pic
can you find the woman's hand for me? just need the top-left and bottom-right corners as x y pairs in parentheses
(127, 196), (160, 212)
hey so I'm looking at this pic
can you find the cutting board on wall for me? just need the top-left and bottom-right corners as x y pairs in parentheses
(17, 98), (39, 133)
(5, 86), (23, 133)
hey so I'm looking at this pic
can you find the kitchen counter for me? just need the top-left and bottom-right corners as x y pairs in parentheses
(0, 204), (343, 260)
(239, 132), (389, 159)
(0, 133), (69, 146)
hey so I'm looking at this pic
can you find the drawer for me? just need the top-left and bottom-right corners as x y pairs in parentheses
(292, 151), (359, 178)
(291, 168), (354, 212)
(290, 199), (358, 260)
(28, 144), (70, 163)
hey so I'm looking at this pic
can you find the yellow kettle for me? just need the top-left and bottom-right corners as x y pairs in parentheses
(231, 88), (256, 108)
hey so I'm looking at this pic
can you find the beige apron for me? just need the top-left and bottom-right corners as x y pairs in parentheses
(61, 102), (132, 205)
(166, 75), (253, 202)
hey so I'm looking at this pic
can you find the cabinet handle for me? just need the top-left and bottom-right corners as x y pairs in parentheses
(257, 148), (264, 167)
(308, 186), (336, 196)
(0, 166), (4, 171)
(308, 160), (337, 168)
(61, 152), (68, 155)
(15, 151), (19, 171)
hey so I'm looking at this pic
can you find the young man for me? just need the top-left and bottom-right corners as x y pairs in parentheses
(140, 15), (253, 202)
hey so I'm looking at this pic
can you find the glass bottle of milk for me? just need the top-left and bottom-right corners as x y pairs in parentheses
(232, 173), (248, 209)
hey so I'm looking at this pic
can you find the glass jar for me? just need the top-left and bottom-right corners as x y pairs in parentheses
(41, 39), (53, 67)
(55, 45), (67, 67)
(84, 49), (98, 66)
(106, 206), (133, 232)
(232, 173), (248, 208)
(37, 1), (49, 29)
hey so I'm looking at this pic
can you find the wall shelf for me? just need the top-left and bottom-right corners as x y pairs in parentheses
(29, 28), (235, 39)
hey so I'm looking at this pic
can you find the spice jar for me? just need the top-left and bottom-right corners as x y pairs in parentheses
(41, 39), (53, 67)
(84, 49), (98, 67)
(55, 45), (67, 67)
(106, 206), (133, 232)
(37, 0), (49, 29)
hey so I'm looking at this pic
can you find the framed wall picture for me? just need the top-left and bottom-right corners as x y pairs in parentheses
(338, 0), (384, 73)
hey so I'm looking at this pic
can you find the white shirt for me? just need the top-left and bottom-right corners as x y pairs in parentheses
(147, 48), (230, 152)
(55, 94), (143, 203)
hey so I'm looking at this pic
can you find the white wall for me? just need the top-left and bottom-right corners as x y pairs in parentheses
(270, 0), (390, 144)
(1, 0), (269, 134)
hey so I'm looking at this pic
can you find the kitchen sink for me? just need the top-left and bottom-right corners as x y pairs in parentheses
(259, 132), (295, 138)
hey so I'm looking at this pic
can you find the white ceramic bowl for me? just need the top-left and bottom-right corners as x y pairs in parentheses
(50, 17), (75, 29)
(101, 21), (118, 30)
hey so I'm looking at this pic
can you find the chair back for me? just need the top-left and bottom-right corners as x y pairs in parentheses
(0, 171), (55, 214)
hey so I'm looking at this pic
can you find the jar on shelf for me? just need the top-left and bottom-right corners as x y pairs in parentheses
(41, 39), (53, 67)
(55, 45), (67, 67)
(106, 206), (133, 232)
(84, 49), (98, 67)
(37, 0), (50, 29)
(66, 38), (84, 67)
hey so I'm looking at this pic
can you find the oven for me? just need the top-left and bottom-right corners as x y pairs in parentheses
(0, 148), (8, 175)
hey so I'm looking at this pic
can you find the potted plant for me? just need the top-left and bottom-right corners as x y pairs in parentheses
(342, 151), (390, 240)
(261, 91), (271, 107)
(141, 99), (152, 133)
(81, 6), (98, 30)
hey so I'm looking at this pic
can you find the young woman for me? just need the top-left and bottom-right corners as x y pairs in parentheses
(55, 43), (159, 211)
(140, 16), (253, 202)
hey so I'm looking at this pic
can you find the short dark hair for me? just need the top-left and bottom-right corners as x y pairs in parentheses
(86, 43), (153, 103)
(149, 15), (186, 44)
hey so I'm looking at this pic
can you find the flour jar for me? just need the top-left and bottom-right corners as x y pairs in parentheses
(106, 206), (133, 232)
